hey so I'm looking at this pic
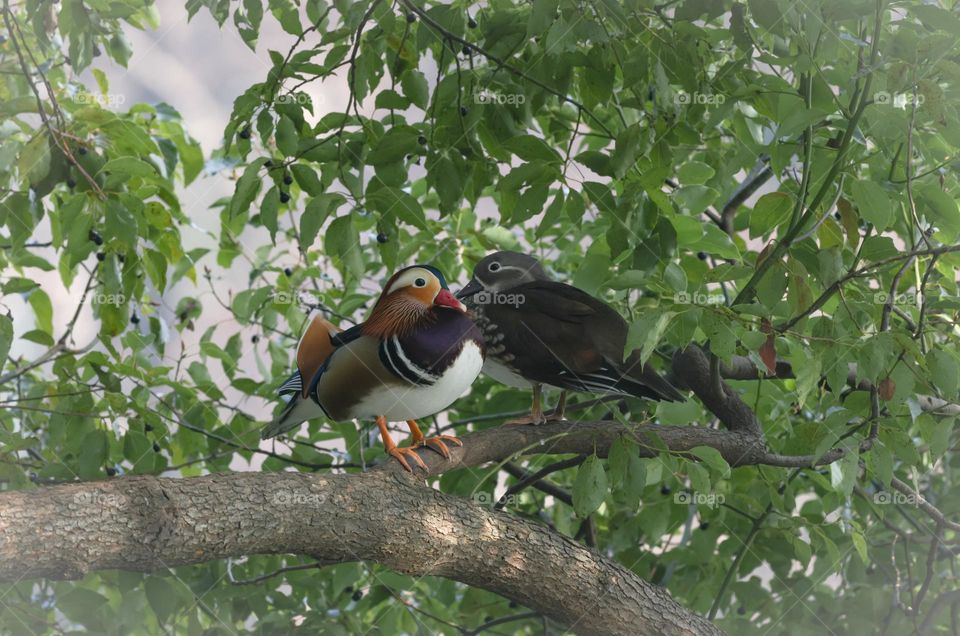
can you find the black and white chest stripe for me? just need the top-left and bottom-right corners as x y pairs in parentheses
(378, 336), (439, 386)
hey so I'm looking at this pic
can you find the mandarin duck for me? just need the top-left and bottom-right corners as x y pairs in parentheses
(263, 265), (485, 471)
(456, 251), (684, 425)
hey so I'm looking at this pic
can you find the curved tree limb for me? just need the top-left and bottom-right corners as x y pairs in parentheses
(0, 470), (721, 636)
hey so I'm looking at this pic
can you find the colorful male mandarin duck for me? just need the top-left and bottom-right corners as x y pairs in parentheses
(456, 251), (684, 425)
(263, 265), (485, 471)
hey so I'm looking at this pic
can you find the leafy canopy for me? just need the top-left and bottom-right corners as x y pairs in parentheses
(2, 0), (959, 633)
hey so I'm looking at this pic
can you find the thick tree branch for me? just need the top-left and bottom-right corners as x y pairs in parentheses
(0, 471), (720, 635)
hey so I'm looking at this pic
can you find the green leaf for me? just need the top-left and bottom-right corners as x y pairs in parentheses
(18, 132), (51, 186)
(77, 430), (108, 479)
(503, 135), (561, 164)
(929, 350), (959, 398)
(678, 161), (715, 185)
(401, 70), (429, 110)
(610, 125), (641, 179)
(145, 576), (179, 623)
(830, 447), (859, 498)
(573, 454), (608, 518)
(326, 215), (363, 279)
(749, 192), (793, 238)
(849, 180), (893, 230)
(851, 530), (869, 565)
(689, 446), (731, 478)
(527, 0), (558, 37)
(291, 164), (323, 195)
(276, 115), (299, 156)
(0, 315), (12, 367)
(29, 289), (53, 335)
(101, 157), (158, 178)
(367, 187), (427, 230)
(369, 128), (420, 166)
(917, 185), (960, 239)
(626, 310), (676, 365)
(105, 197), (140, 248)
(261, 185), (279, 243)
(300, 194), (339, 249)
(229, 163), (263, 219)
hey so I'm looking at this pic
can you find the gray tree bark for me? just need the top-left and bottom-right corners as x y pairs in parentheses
(0, 468), (721, 635)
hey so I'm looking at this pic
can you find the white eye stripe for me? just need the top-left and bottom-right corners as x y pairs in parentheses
(384, 268), (436, 295)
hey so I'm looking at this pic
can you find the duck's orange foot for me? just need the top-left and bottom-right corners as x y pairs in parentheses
(388, 445), (429, 472)
(419, 434), (463, 459)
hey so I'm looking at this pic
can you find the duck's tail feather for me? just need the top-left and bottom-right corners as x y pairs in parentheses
(262, 394), (326, 439)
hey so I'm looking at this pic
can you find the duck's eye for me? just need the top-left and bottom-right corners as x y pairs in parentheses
(414, 277), (427, 287)
(488, 262), (501, 272)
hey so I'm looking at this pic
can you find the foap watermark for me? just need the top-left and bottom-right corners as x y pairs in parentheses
(873, 91), (925, 108)
(271, 490), (327, 506)
(473, 89), (526, 106)
(273, 290), (296, 305)
(874, 291), (918, 306)
(276, 92), (314, 105)
(674, 291), (725, 305)
(76, 92), (127, 108)
(473, 290), (525, 307)
(472, 491), (517, 507)
(674, 491), (725, 506)
(91, 292), (126, 307)
(675, 91), (726, 105)
(873, 490), (921, 506)
(73, 491), (127, 507)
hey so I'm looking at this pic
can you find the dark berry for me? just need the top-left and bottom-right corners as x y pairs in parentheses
(283, 267), (293, 277)
(239, 127), (251, 140)
(417, 135), (427, 145)
(251, 334), (260, 343)
(66, 178), (76, 188)
(283, 174), (293, 185)
(468, 17), (477, 28)
(263, 159), (274, 168)
(96, 252), (105, 262)
(351, 590), (363, 602)
(460, 106), (469, 116)
(279, 191), (291, 203)
(89, 229), (103, 245)
(462, 45), (470, 55)
(406, 12), (416, 23)
(344, 586), (353, 594)
(106, 466), (117, 476)
(700, 521), (710, 530)
(737, 606), (746, 615)
(153, 441), (161, 452)
(376, 232), (389, 244)
(697, 251), (707, 260)
(660, 485), (671, 496)
(144, 423), (153, 432)
(78, 147), (88, 155)
(130, 313), (140, 325)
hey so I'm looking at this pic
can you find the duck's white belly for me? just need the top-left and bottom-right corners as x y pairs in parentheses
(483, 358), (533, 389)
(355, 341), (484, 421)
